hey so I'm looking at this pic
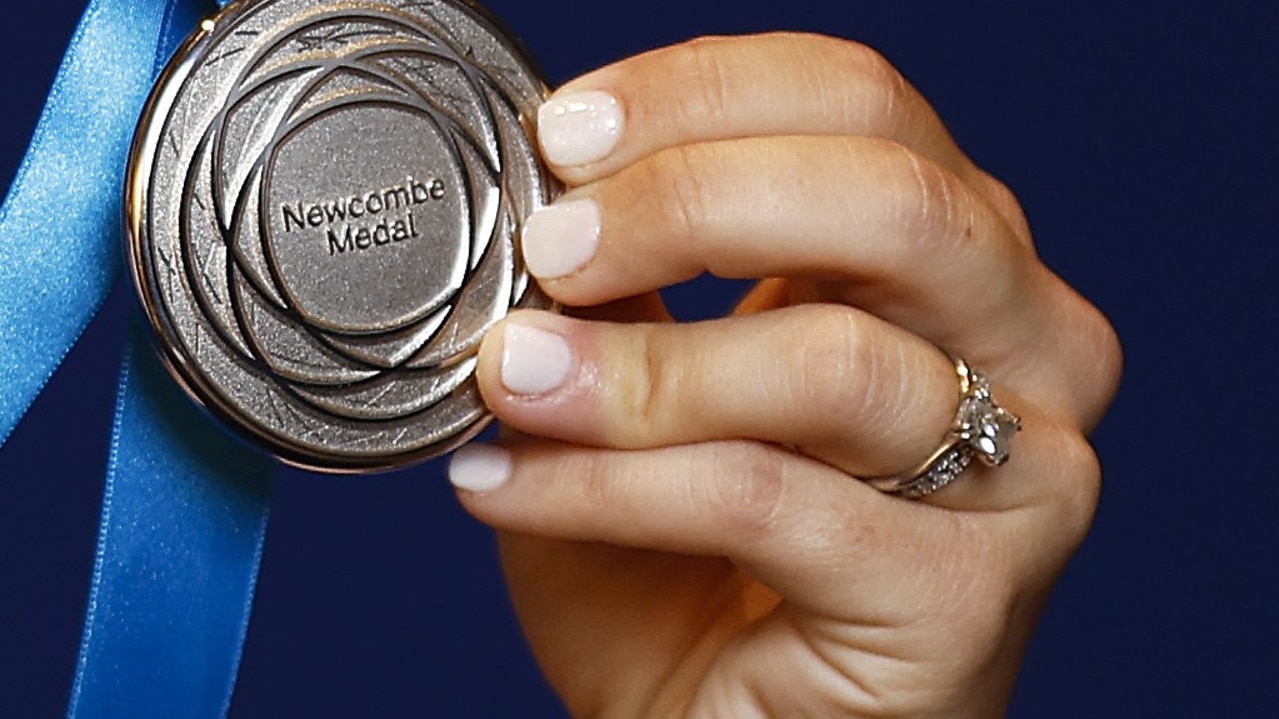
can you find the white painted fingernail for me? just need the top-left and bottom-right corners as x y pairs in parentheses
(501, 323), (574, 396)
(449, 444), (512, 493)
(538, 90), (623, 166)
(521, 198), (601, 279)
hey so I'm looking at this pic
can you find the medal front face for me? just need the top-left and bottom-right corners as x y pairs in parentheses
(127, 0), (554, 471)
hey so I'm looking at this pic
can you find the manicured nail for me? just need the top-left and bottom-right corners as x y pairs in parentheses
(501, 323), (574, 396)
(538, 90), (623, 166)
(449, 444), (512, 493)
(521, 198), (601, 279)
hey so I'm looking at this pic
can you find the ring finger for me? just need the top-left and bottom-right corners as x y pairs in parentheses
(477, 304), (1030, 509)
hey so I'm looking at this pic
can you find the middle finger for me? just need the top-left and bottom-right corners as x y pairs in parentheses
(522, 135), (1040, 370)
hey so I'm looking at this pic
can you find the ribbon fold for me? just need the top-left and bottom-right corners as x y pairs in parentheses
(0, 0), (273, 716)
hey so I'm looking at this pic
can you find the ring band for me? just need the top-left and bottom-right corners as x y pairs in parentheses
(867, 359), (1021, 499)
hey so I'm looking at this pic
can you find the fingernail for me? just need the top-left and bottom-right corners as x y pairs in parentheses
(449, 444), (513, 493)
(521, 198), (601, 279)
(501, 322), (574, 396)
(538, 90), (623, 166)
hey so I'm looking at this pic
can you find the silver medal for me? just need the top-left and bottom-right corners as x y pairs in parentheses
(126, 0), (555, 471)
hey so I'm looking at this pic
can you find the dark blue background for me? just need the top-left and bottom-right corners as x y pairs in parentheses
(2, 1), (1276, 716)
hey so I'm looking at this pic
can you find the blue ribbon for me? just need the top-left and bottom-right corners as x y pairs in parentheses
(68, 329), (272, 717)
(0, 0), (169, 436)
(0, 0), (273, 716)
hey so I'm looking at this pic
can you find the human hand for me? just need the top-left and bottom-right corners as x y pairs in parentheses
(449, 33), (1121, 718)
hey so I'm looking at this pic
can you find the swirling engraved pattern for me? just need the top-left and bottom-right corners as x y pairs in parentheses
(133, 0), (551, 469)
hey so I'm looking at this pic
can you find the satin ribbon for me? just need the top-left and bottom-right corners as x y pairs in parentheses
(0, 0), (273, 716)
(68, 330), (273, 717)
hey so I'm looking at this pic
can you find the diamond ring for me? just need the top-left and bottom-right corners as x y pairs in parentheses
(867, 358), (1021, 499)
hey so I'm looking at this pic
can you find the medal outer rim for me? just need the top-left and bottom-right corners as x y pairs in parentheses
(125, 0), (557, 474)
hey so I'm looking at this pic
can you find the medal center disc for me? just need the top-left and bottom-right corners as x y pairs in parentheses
(264, 103), (467, 335)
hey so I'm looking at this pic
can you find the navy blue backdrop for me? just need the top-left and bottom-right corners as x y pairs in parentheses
(2, 1), (1276, 716)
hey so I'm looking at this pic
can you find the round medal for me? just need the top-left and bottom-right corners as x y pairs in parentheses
(126, 0), (555, 471)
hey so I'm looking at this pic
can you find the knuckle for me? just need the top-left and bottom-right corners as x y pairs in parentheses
(993, 426), (1103, 592)
(893, 145), (965, 255)
(1052, 429), (1104, 544)
(665, 35), (735, 130)
(975, 170), (1033, 242)
(1081, 307), (1125, 418)
(789, 306), (898, 439)
(566, 449), (619, 510)
(843, 41), (900, 90)
(669, 32), (912, 134)
(832, 40), (911, 128)
(882, 147), (1037, 321)
(648, 143), (720, 245)
(614, 323), (674, 441)
(700, 442), (787, 543)
(1038, 280), (1124, 428)
(755, 32), (883, 127)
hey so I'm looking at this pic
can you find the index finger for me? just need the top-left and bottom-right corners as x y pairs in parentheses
(538, 32), (980, 185)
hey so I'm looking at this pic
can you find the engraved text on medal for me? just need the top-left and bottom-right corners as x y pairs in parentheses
(279, 175), (448, 255)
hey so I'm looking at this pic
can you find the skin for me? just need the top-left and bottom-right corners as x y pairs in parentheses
(451, 33), (1122, 718)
